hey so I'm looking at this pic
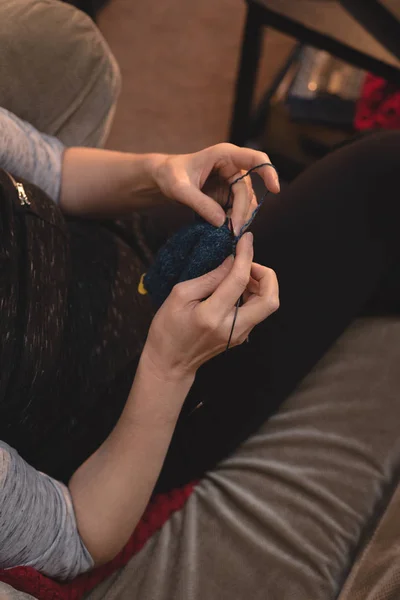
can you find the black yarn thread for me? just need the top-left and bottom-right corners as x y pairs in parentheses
(224, 162), (276, 353)
(225, 296), (242, 353)
(188, 162), (277, 417)
(224, 162), (276, 210)
(225, 215), (241, 353)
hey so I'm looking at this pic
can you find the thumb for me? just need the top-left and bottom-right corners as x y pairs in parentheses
(176, 183), (226, 228)
(182, 255), (234, 301)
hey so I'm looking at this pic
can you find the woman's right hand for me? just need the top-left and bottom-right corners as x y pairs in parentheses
(142, 232), (280, 381)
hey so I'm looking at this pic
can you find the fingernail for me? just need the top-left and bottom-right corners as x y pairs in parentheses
(218, 216), (225, 228)
(273, 171), (280, 192)
(216, 212), (226, 228)
(246, 231), (253, 245)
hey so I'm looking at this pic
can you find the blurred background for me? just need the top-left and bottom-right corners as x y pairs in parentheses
(97, 0), (294, 155)
(68, 0), (400, 181)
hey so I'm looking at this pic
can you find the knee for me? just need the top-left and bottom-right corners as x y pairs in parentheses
(331, 130), (400, 180)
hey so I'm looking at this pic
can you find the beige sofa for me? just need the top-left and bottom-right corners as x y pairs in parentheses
(1, 2), (400, 599)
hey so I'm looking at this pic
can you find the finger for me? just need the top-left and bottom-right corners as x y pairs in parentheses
(213, 144), (280, 194)
(201, 172), (229, 207)
(244, 274), (260, 296)
(205, 232), (254, 317)
(230, 176), (251, 235)
(257, 162), (280, 195)
(236, 264), (279, 328)
(241, 273), (261, 307)
(230, 174), (259, 235)
(251, 262), (278, 285)
(175, 182), (226, 227)
(247, 179), (259, 217)
(173, 255), (234, 302)
(244, 263), (279, 306)
(244, 178), (259, 227)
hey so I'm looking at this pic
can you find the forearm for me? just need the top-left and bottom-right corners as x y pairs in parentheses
(59, 147), (166, 216)
(69, 350), (194, 565)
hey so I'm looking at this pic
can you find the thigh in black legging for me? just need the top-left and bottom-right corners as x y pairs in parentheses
(156, 131), (400, 493)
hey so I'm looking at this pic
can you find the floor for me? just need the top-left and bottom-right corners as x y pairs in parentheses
(97, 0), (294, 155)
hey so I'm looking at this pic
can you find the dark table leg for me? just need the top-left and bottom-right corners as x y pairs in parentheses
(229, 3), (264, 146)
(249, 42), (302, 142)
(339, 0), (400, 63)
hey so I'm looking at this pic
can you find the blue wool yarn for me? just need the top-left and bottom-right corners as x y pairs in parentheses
(143, 162), (275, 308)
(144, 219), (235, 307)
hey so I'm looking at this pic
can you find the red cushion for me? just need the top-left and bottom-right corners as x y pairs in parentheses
(355, 73), (400, 131)
(0, 481), (198, 600)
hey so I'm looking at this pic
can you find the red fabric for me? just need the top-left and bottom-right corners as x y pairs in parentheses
(0, 481), (198, 600)
(355, 73), (400, 131)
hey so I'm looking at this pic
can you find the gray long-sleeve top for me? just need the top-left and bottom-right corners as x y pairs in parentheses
(0, 108), (94, 580)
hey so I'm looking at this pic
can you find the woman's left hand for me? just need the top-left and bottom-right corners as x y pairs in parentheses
(150, 143), (280, 234)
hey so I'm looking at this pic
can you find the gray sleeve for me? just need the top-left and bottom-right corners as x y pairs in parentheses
(0, 441), (94, 581)
(0, 107), (65, 202)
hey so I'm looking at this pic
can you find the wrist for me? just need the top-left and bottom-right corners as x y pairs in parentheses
(120, 152), (167, 204)
(139, 344), (196, 386)
(137, 153), (168, 194)
(123, 348), (195, 426)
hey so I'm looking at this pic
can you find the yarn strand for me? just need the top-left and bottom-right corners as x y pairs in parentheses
(225, 162), (276, 351)
(224, 162), (277, 210)
(188, 161), (277, 416)
(225, 295), (241, 353)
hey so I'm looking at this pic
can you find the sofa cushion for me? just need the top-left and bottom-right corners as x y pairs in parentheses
(338, 478), (400, 600)
(0, 582), (35, 600)
(0, 0), (120, 147)
(85, 317), (400, 600)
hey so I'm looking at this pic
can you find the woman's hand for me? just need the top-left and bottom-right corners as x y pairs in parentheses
(60, 144), (279, 228)
(142, 232), (279, 380)
(151, 143), (280, 234)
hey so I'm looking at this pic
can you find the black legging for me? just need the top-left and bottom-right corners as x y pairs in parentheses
(156, 131), (400, 492)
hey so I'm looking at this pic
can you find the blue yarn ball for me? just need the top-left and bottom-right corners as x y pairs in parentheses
(144, 220), (235, 307)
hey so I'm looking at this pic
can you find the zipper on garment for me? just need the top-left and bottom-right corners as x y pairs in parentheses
(5, 171), (30, 206)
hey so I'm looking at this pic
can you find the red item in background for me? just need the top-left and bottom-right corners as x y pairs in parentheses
(0, 481), (198, 600)
(355, 73), (400, 131)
